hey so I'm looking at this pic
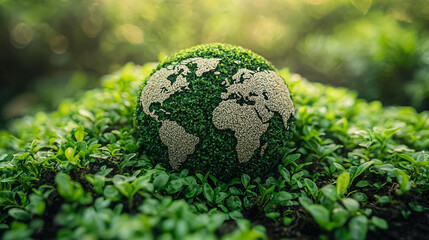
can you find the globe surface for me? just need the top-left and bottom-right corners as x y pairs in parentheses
(135, 44), (295, 179)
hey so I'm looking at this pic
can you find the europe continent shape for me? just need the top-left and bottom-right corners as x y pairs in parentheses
(136, 45), (295, 179)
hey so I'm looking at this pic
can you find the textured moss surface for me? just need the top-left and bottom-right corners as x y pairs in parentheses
(134, 44), (295, 179)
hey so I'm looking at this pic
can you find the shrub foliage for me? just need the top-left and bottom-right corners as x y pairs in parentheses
(0, 63), (428, 239)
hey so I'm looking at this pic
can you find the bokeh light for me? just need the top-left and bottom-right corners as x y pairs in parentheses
(0, 0), (429, 128)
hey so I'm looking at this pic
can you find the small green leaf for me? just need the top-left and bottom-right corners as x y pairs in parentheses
(351, 192), (368, 202)
(306, 205), (330, 229)
(266, 212), (280, 219)
(336, 172), (350, 195)
(226, 196), (242, 210)
(322, 184), (340, 201)
(304, 179), (318, 198)
(355, 180), (370, 188)
(349, 216), (368, 240)
(74, 125), (86, 142)
(350, 161), (374, 186)
(382, 127), (401, 139)
(0, 154), (8, 161)
(274, 191), (293, 203)
(203, 183), (214, 203)
(371, 216), (388, 230)
(283, 217), (294, 226)
(278, 165), (291, 183)
(113, 175), (133, 198)
(398, 154), (415, 164)
(153, 172), (169, 191)
(27, 194), (46, 215)
(395, 169), (411, 194)
(65, 147), (78, 165)
(241, 174), (250, 188)
(8, 208), (31, 221)
(375, 195), (392, 204)
(55, 173), (73, 199)
(282, 153), (301, 166)
(342, 198), (360, 212)
(298, 196), (313, 209)
(332, 207), (350, 227)
(351, 0), (372, 15)
(79, 109), (95, 121)
(228, 210), (243, 220)
(214, 191), (229, 204)
(104, 185), (121, 201)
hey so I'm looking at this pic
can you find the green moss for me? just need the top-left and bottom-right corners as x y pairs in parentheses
(134, 44), (296, 179)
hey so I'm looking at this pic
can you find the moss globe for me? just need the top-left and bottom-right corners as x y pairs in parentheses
(135, 44), (295, 179)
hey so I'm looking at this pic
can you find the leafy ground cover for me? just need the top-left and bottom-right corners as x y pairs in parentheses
(0, 63), (428, 239)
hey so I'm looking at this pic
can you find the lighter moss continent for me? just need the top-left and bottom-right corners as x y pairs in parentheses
(135, 44), (296, 179)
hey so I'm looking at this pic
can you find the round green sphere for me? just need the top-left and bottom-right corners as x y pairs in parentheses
(135, 44), (295, 180)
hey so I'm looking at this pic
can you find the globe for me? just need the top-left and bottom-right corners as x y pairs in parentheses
(135, 44), (295, 180)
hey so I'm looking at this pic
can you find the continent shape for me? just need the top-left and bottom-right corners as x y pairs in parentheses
(159, 120), (199, 169)
(139, 57), (221, 168)
(212, 68), (295, 163)
(212, 100), (269, 163)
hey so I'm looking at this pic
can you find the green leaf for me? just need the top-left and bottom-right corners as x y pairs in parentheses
(341, 198), (360, 212)
(214, 191), (229, 204)
(103, 185), (121, 201)
(64, 147), (79, 165)
(395, 170), (411, 194)
(266, 212), (280, 219)
(298, 196), (313, 209)
(203, 183), (214, 203)
(282, 153), (301, 166)
(398, 154), (415, 164)
(304, 179), (318, 198)
(27, 194), (46, 215)
(371, 216), (388, 230)
(283, 217), (294, 226)
(74, 125), (86, 142)
(382, 127), (401, 139)
(0, 154), (8, 161)
(153, 172), (169, 191)
(166, 179), (184, 194)
(79, 109), (95, 121)
(8, 208), (31, 221)
(349, 216), (368, 240)
(227, 196), (242, 210)
(332, 207), (350, 227)
(306, 205), (330, 229)
(355, 180), (370, 188)
(113, 175), (133, 198)
(55, 173), (73, 199)
(336, 172), (350, 195)
(274, 191), (293, 203)
(375, 195), (392, 204)
(350, 161), (374, 186)
(278, 165), (291, 183)
(351, 192), (368, 202)
(228, 210), (243, 220)
(322, 184), (340, 201)
(351, 0), (372, 15)
(241, 174), (250, 188)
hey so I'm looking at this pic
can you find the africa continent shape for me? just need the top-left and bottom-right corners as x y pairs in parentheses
(140, 58), (295, 169)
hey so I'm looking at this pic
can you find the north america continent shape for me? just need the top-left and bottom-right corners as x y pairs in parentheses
(140, 57), (221, 169)
(140, 57), (295, 169)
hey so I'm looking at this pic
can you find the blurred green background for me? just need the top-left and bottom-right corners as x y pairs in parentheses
(1, 0), (429, 128)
